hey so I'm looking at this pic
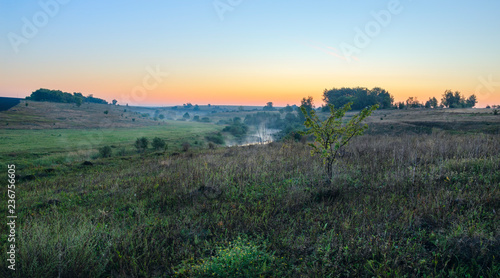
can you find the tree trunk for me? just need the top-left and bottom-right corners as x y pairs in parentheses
(326, 158), (334, 184)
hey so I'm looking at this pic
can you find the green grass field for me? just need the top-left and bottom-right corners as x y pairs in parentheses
(0, 121), (221, 169)
(0, 103), (499, 277)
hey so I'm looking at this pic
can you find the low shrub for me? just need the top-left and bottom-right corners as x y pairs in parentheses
(99, 146), (112, 158)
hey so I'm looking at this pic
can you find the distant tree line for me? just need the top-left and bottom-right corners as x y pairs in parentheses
(396, 90), (477, 109)
(26, 88), (109, 106)
(322, 87), (394, 110)
(313, 87), (478, 110)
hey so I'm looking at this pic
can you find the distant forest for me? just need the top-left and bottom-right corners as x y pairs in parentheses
(26, 88), (109, 106)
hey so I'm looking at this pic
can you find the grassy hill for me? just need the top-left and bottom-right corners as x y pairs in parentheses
(0, 100), (161, 129)
(0, 103), (499, 277)
(1, 133), (499, 277)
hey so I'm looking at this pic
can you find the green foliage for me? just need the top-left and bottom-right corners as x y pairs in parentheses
(2, 131), (500, 277)
(26, 89), (107, 104)
(222, 120), (248, 138)
(176, 236), (279, 277)
(152, 137), (166, 150)
(441, 90), (477, 108)
(301, 102), (378, 181)
(134, 137), (148, 152)
(406, 97), (423, 108)
(206, 132), (225, 145)
(183, 112), (190, 119)
(98, 145), (112, 158)
(323, 87), (393, 110)
(103, 110), (109, 115)
(15, 213), (112, 278)
(300, 96), (314, 113)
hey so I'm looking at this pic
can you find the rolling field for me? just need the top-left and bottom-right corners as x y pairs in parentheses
(0, 122), (221, 169)
(0, 102), (499, 277)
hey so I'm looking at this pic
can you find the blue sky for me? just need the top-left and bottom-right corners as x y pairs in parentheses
(1, 0), (499, 106)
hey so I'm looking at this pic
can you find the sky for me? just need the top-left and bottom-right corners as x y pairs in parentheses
(1, 0), (499, 107)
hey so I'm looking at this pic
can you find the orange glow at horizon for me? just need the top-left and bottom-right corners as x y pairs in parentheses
(2, 70), (499, 108)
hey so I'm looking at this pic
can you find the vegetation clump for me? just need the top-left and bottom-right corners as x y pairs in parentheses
(301, 102), (378, 182)
(206, 132), (225, 145)
(134, 137), (149, 152)
(222, 117), (248, 138)
(152, 137), (166, 150)
(27, 88), (108, 104)
(98, 145), (112, 158)
(176, 236), (280, 277)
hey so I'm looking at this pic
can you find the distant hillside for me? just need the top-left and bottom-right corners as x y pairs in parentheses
(0, 100), (162, 129)
(0, 97), (21, 112)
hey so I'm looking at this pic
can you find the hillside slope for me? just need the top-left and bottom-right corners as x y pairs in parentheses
(0, 100), (159, 129)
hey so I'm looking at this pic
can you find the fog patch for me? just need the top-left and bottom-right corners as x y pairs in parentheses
(226, 125), (280, 147)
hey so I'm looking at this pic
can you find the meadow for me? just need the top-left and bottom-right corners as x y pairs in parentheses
(0, 103), (499, 277)
(0, 121), (220, 169)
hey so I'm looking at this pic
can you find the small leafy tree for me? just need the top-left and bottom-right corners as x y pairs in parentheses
(134, 137), (148, 152)
(152, 137), (166, 150)
(300, 102), (378, 182)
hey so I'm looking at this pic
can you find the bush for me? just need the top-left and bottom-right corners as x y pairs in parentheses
(175, 236), (279, 277)
(222, 122), (248, 137)
(103, 110), (108, 115)
(182, 142), (190, 152)
(206, 132), (225, 145)
(134, 137), (148, 152)
(152, 137), (166, 150)
(98, 146), (112, 158)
